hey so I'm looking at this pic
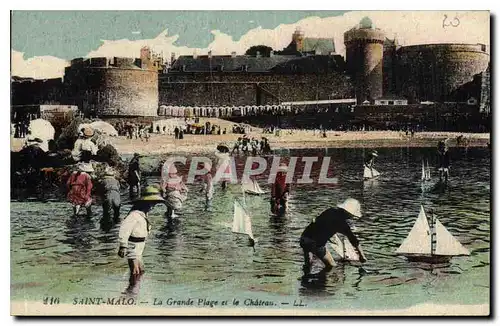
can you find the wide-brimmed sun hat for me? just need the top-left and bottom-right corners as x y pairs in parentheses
(167, 164), (178, 174)
(83, 127), (94, 138)
(78, 163), (94, 173)
(136, 185), (165, 203)
(104, 166), (115, 176)
(337, 198), (362, 218)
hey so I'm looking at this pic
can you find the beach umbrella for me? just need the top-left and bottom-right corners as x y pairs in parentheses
(89, 121), (118, 137)
(29, 118), (55, 141)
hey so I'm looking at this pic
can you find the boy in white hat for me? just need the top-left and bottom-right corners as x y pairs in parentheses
(118, 186), (164, 291)
(299, 198), (367, 275)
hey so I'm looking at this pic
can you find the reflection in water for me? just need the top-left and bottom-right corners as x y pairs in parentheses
(10, 147), (490, 309)
(62, 215), (96, 252)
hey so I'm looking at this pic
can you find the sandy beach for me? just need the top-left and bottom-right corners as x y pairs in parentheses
(96, 130), (490, 155)
(10, 130), (490, 155)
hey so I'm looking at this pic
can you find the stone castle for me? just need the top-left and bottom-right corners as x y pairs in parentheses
(11, 17), (490, 119)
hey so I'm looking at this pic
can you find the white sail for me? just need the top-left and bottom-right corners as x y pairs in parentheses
(330, 235), (360, 261)
(426, 160), (431, 180)
(242, 177), (265, 195)
(232, 201), (254, 240)
(252, 180), (265, 194)
(330, 235), (344, 257)
(421, 160), (426, 181)
(396, 205), (432, 255)
(434, 218), (470, 256)
(363, 166), (372, 179)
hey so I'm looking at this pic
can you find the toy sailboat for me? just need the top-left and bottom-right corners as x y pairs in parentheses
(363, 166), (381, 180)
(421, 160), (431, 182)
(329, 234), (361, 261)
(396, 205), (469, 263)
(241, 176), (266, 195)
(232, 200), (255, 247)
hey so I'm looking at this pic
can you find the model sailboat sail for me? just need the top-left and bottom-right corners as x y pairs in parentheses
(232, 200), (255, 246)
(241, 176), (266, 195)
(396, 205), (469, 261)
(330, 234), (360, 261)
(434, 218), (470, 256)
(364, 166), (381, 179)
(421, 160), (432, 182)
(396, 205), (432, 255)
(421, 160), (426, 181)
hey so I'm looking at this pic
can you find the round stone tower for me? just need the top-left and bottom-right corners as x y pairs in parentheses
(292, 27), (305, 52)
(344, 17), (385, 104)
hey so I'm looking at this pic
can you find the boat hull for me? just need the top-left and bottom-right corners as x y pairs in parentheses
(244, 190), (266, 196)
(404, 255), (451, 264)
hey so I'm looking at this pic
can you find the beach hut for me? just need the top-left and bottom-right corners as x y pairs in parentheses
(159, 105), (167, 116)
(232, 106), (242, 117)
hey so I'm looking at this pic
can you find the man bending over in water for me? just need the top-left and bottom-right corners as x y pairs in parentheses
(299, 198), (366, 276)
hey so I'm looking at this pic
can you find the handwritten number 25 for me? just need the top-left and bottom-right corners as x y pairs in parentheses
(443, 15), (460, 28)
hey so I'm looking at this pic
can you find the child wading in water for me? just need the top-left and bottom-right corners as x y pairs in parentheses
(66, 163), (94, 217)
(271, 163), (290, 216)
(160, 163), (188, 222)
(118, 186), (164, 292)
(199, 162), (214, 210)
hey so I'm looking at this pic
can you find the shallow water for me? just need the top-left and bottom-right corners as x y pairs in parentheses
(11, 147), (490, 311)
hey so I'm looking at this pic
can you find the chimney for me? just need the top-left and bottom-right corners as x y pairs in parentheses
(208, 50), (212, 59)
(231, 51), (236, 58)
(256, 51), (261, 58)
(193, 52), (198, 59)
(170, 52), (176, 63)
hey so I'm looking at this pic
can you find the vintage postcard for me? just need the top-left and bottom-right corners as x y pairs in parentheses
(10, 10), (490, 316)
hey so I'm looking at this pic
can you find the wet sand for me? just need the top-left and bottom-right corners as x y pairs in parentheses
(10, 130), (490, 155)
(11, 301), (489, 316)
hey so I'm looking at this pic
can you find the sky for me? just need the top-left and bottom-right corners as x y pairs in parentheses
(11, 10), (490, 79)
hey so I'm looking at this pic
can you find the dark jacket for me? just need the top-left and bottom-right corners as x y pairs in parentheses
(301, 207), (359, 248)
(128, 158), (140, 184)
(438, 150), (450, 168)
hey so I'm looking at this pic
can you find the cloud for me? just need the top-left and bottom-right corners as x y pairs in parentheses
(11, 50), (69, 79)
(12, 11), (490, 79)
